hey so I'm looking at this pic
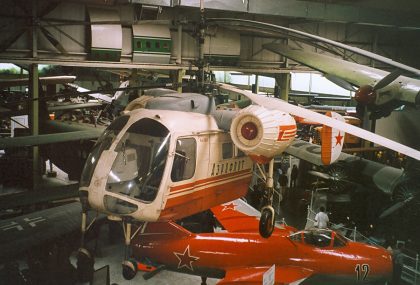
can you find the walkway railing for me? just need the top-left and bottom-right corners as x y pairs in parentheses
(401, 253), (420, 285)
(306, 205), (382, 246)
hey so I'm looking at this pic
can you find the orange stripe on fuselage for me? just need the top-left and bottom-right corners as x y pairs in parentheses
(160, 176), (252, 221)
(170, 169), (251, 193)
(169, 172), (252, 198)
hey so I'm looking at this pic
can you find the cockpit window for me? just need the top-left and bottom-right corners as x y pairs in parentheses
(171, 138), (196, 182)
(289, 232), (302, 242)
(80, 115), (129, 187)
(105, 118), (170, 205)
(333, 233), (348, 247)
(303, 231), (332, 248)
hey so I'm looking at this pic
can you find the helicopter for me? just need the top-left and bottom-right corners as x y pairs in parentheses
(75, 82), (420, 280)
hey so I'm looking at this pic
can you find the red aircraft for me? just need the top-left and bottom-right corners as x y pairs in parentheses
(127, 199), (392, 284)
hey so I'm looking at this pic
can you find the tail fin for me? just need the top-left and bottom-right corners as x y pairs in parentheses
(139, 221), (193, 242)
(321, 111), (345, 165)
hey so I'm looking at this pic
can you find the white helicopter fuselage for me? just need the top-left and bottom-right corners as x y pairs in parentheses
(80, 108), (254, 222)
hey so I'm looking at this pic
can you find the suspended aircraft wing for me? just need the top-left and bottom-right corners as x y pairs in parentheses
(0, 75), (76, 89)
(0, 130), (102, 149)
(285, 139), (402, 195)
(264, 43), (384, 87)
(218, 83), (420, 161)
(218, 266), (312, 285)
(211, 199), (296, 234)
(69, 84), (113, 103)
(263, 43), (420, 107)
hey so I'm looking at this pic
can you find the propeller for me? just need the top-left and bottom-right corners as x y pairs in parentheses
(379, 178), (420, 219)
(308, 163), (352, 193)
(355, 70), (403, 112)
(380, 180), (420, 219)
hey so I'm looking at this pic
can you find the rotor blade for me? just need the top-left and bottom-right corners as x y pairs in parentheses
(219, 83), (420, 161)
(324, 74), (357, 91)
(307, 170), (332, 180)
(379, 196), (414, 219)
(373, 69), (403, 91)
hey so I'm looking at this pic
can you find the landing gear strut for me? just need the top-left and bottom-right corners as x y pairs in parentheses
(76, 208), (95, 282)
(256, 159), (276, 238)
(121, 218), (143, 280)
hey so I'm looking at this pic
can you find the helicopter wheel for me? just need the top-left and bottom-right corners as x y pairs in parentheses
(76, 247), (94, 282)
(122, 259), (138, 280)
(259, 206), (275, 238)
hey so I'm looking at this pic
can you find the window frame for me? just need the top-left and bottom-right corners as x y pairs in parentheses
(170, 136), (197, 182)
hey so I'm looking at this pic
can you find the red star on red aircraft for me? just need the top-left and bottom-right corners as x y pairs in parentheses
(174, 245), (199, 271)
(335, 132), (343, 146)
(221, 202), (237, 212)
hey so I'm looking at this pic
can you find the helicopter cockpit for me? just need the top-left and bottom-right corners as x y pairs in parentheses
(80, 115), (171, 216)
(289, 229), (348, 248)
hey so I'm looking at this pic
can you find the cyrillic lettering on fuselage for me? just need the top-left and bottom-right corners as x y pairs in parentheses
(211, 159), (246, 176)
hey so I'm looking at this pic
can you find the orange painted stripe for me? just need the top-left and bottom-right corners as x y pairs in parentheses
(160, 176), (251, 221)
(170, 169), (251, 193)
(169, 171), (252, 197)
(321, 112), (332, 165)
(277, 125), (297, 141)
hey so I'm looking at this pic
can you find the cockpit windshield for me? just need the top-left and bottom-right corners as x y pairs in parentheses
(80, 115), (130, 187)
(289, 230), (348, 248)
(105, 118), (170, 203)
(304, 230), (332, 248)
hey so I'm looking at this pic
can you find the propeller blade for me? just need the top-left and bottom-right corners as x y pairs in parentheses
(219, 83), (420, 161)
(325, 74), (357, 92)
(379, 196), (414, 219)
(373, 70), (403, 91)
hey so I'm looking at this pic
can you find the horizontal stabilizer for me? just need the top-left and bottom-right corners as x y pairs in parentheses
(211, 199), (296, 234)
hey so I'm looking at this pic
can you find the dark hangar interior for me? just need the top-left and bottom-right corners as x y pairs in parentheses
(1, 0), (420, 284)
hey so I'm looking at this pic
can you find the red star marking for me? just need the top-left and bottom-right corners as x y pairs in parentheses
(174, 245), (199, 271)
(221, 202), (237, 212)
(335, 132), (343, 146)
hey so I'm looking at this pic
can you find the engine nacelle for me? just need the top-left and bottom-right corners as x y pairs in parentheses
(230, 105), (296, 164)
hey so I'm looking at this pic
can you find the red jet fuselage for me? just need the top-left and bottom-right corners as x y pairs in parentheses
(132, 222), (392, 284)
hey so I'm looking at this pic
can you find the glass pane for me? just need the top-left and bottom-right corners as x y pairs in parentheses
(103, 195), (138, 215)
(289, 232), (302, 242)
(80, 115), (129, 187)
(235, 147), (245, 158)
(333, 232), (347, 247)
(171, 138), (196, 182)
(222, 143), (233, 159)
(304, 231), (332, 248)
(106, 118), (170, 203)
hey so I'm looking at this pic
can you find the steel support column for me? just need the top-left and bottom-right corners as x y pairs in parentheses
(276, 73), (290, 102)
(176, 69), (185, 93)
(29, 64), (40, 188)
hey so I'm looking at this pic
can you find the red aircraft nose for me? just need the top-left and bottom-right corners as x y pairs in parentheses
(346, 243), (393, 282)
